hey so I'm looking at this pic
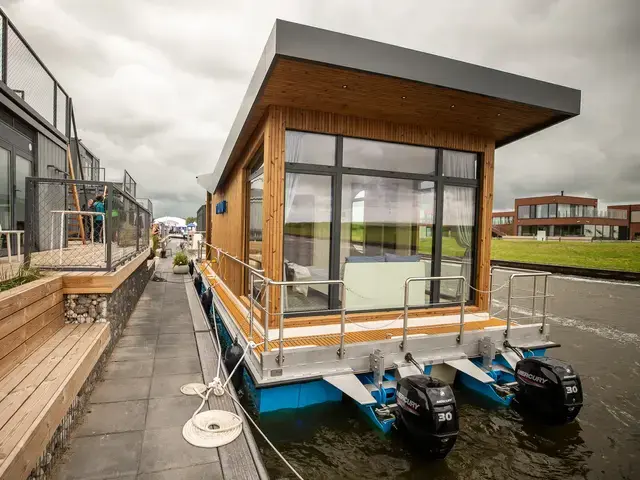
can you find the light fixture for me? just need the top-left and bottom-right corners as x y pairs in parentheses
(401, 95), (406, 99)
(342, 85), (348, 89)
(450, 104), (455, 109)
(497, 113), (501, 117)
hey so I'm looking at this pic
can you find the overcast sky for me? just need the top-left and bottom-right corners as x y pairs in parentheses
(4, 0), (638, 216)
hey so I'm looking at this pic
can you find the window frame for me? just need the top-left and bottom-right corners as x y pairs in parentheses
(283, 130), (481, 315)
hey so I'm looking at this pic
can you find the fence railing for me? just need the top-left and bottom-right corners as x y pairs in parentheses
(24, 177), (152, 271)
(0, 8), (69, 136)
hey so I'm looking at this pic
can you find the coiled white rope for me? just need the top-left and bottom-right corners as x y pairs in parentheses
(181, 288), (305, 479)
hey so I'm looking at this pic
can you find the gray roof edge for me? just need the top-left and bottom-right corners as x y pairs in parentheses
(206, 19), (582, 193)
(274, 19), (581, 115)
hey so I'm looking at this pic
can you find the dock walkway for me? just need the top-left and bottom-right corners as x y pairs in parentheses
(54, 250), (267, 480)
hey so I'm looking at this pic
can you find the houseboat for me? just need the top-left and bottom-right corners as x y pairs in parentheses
(195, 20), (583, 457)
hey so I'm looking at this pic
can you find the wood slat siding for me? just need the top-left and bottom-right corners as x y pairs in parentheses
(60, 248), (150, 294)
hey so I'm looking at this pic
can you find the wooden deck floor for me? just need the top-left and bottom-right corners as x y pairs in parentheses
(200, 265), (506, 354)
(30, 242), (138, 269)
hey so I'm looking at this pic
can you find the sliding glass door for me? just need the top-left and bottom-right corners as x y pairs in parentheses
(0, 147), (10, 231)
(15, 155), (31, 231)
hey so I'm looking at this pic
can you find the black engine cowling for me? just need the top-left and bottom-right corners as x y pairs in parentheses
(396, 375), (458, 458)
(514, 357), (583, 425)
(193, 273), (203, 295)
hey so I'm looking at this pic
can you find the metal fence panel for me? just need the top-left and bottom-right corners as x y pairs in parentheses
(26, 178), (152, 271)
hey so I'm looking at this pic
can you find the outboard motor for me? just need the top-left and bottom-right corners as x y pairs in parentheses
(514, 357), (583, 425)
(396, 375), (458, 458)
(193, 273), (203, 296)
(188, 259), (194, 277)
(224, 339), (245, 392)
(201, 288), (213, 318)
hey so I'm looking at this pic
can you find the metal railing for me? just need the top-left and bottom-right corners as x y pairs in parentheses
(0, 7), (69, 135)
(24, 177), (152, 271)
(0, 230), (24, 263)
(402, 276), (466, 350)
(504, 272), (551, 339)
(199, 241), (472, 364)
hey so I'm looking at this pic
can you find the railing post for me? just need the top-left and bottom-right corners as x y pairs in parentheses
(23, 178), (34, 267)
(263, 280), (270, 353)
(248, 272), (254, 340)
(136, 204), (140, 252)
(338, 282), (346, 359)
(457, 279), (465, 344)
(1, 14), (8, 84)
(278, 284), (285, 365)
(505, 274), (514, 340)
(401, 279), (410, 351)
(532, 275), (538, 321)
(105, 185), (112, 270)
(488, 267), (493, 316)
(541, 275), (549, 333)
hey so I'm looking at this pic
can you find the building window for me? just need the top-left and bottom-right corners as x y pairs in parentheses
(536, 204), (549, 219)
(631, 211), (640, 223)
(603, 225), (611, 238)
(549, 203), (557, 218)
(518, 205), (531, 219)
(343, 137), (436, 175)
(284, 173), (333, 312)
(612, 226), (619, 240)
(557, 204), (570, 218)
(584, 225), (595, 237)
(286, 131), (336, 166)
(247, 150), (264, 274)
(284, 133), (478, 314)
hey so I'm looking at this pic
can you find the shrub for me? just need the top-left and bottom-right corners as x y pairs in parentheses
(0, 264), (43, 293)
(173, 251), (189, 266)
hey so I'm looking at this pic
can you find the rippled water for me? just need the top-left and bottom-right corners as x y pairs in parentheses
(246, 276), (640, 480)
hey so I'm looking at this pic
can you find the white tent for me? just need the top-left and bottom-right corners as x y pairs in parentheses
(154, 216), (186, 226)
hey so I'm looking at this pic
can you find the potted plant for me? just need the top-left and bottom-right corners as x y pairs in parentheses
(173, 251), (189, 274)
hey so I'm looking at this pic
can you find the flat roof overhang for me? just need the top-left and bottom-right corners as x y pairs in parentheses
(199, 20), (581, 193)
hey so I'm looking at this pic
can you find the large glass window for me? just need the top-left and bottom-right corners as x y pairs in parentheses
(340, 176), (435, 310)
(284, 173), (333, 312)
(584, 225), (595, 237)
(14, 155), (31, 231)
(612, 226), (619, 240)
(283, 133), (478, 314)
(549, 203), (557, 218)
(343, 137), (436, 175)
(0, 147), (9, 231)
(286, 131), (336, 166)
(603, 225), (611, 238)
(518, 205), (531, 219)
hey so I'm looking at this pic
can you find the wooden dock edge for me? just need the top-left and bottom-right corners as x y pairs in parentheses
(184, 279), (269, 480)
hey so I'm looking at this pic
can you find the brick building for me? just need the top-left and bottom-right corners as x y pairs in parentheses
(493, 193), (639, 240)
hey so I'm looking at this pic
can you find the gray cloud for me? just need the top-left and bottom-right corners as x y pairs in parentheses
(5, 0), (638, 217)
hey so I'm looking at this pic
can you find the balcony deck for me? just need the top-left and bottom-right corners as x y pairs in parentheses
(29, 241), (139, 270)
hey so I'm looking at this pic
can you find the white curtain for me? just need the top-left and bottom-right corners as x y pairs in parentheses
(443, 150), (476, 299)
(284, 132), (304, 224)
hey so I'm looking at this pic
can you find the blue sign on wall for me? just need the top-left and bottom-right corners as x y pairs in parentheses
(215, 200), (227, 215)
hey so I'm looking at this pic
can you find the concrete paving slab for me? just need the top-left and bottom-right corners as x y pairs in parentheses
(110, 345), (156, 362)
(157, 333), (196, 346)
(136, 462), (223, 480)
(149, 373), (203, 398)
(58, 431), (143, 480)
(154, 344), (199, 359)
(75, 400), (148, 437)
(103, 360), (154, 379)
(159, 324), (194, 334)
(154, 357), (202, 376)
(117, 335), (158, 348)
(123, 325), (162, 336)
(138, 426), (218, 474)
(92, 377), (152, 403)
(145, 396), (203, 429)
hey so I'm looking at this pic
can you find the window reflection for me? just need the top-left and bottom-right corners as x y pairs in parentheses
(343, 137), (436, 175)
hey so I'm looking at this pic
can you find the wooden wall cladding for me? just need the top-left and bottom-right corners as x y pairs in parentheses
(0, 277), (65, 379)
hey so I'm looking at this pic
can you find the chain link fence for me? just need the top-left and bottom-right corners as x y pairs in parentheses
(0, 10), (69, 135)
(24, 178), (152, 271)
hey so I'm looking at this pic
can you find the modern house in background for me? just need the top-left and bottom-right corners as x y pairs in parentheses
(493, 193), (639, 239)
(195, 19), (582, 426)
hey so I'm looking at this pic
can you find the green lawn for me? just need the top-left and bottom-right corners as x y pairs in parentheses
(491, 240), (640, 272)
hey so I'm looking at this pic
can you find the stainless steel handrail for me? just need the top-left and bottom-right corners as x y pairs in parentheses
(268, 279), (347, 365)
(505, 272), (552, 339)
(402, 276), (466, 350)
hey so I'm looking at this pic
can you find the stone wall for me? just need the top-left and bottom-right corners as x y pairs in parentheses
(65, 260), (156, 342)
